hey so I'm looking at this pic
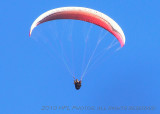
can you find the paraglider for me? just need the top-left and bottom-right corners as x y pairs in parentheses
(74, 77), (82, 90)
(29, 7), (125, 90)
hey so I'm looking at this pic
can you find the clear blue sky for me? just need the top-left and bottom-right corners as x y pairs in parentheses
(0, 0), (160, 114)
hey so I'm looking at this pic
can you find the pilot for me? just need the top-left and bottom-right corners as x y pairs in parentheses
(74, 79), (82, 90)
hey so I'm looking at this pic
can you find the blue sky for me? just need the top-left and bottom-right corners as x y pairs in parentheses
(0, 0), (160, 114)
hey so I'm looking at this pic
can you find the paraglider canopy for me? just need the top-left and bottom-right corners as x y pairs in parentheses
(29, 7), (125, 47)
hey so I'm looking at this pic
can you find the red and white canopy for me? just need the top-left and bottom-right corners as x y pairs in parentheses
(29, 7), (125, 47)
